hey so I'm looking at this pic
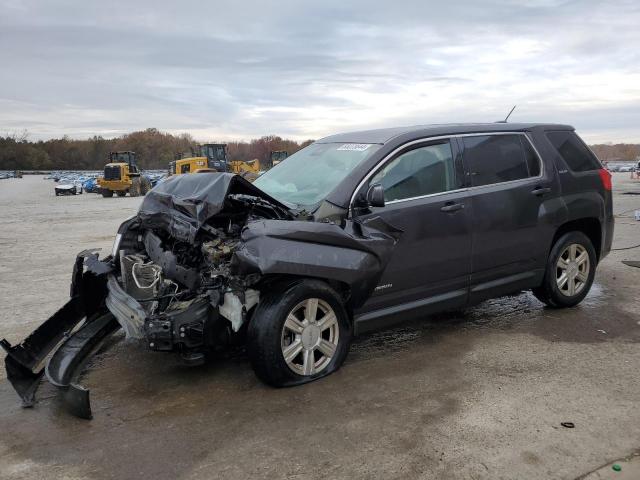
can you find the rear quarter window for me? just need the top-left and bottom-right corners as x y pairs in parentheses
(546, 131), (601, 172)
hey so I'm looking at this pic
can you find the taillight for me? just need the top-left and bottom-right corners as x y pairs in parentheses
(598, 168), (612, 191)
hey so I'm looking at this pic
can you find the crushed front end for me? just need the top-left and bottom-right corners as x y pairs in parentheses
(3, 173), (401, 419)
(106, 173), (290, 364)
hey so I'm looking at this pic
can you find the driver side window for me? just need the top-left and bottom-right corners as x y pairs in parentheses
(371, 141), (456, 202)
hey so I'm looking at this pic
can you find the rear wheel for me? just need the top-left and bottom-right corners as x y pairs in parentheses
(116, 190), (127, 197)
(247, 280), (352, 387)
(101, 189), (113, 198)
(532, 231), (597, 308)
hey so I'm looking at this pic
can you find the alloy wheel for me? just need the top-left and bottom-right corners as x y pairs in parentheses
(280, 298), (339, 376)
(556, 243), (590, 297)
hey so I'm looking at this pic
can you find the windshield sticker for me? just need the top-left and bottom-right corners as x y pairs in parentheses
(337, 144), (371, 152)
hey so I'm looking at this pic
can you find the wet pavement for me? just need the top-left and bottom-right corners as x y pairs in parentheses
(1, 174), (639, 479)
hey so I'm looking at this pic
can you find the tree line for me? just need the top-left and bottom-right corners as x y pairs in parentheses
(590, 143), (640, 163)
(0, 128), (314, 171)
(3, 128), (637, 171)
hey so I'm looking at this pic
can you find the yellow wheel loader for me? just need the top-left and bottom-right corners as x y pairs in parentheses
(170, 144), (230, 175)
(97, 151), (151, 198)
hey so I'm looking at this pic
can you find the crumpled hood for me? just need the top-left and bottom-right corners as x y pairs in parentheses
(137, 172), (290, 242)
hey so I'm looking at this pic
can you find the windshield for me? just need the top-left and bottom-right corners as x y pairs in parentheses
(112, 153), (131, 162)
(202, 145), (226, 160)
(254, 142), (380, 208)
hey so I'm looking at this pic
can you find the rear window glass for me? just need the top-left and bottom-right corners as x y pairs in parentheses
(546, 131), (601, 172)
(463, 135), (537, 187)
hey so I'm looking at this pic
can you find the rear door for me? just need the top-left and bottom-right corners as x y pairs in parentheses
(460, 133), (555, 303)
(353, 138), (472, 331)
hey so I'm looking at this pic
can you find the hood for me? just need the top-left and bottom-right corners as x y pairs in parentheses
(137, 172), (291, 242)
(56, 184), (76, 189)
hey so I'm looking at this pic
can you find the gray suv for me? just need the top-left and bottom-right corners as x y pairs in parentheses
(2, 123), (614, 418)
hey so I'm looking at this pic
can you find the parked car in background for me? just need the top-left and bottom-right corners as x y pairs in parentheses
(55, 181), (83, 195)
(83, 177), (100, 193)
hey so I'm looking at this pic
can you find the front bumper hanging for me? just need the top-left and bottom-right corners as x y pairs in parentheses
(1, 251), (121, 419)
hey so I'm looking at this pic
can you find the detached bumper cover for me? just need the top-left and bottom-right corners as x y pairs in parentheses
(1, 251), (120, 419)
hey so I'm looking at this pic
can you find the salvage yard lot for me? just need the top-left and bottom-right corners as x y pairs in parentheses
(1, 174), (639, 480)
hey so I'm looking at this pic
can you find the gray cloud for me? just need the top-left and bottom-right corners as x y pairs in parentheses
(1, 0), (639, 142)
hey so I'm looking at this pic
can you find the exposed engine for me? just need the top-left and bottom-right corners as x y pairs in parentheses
(107, 190), (288, 364)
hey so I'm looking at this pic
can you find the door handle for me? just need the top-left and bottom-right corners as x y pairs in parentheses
(531, 186), (551, 196)
(440, 202), (464, 213)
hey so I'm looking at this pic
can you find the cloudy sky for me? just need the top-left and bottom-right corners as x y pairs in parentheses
(1, 0), (639, 143)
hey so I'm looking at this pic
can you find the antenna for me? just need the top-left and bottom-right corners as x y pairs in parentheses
(497, 105), (517, 123)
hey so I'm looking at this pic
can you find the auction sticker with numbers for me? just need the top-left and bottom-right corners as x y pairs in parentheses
(336, 144), (371, 151)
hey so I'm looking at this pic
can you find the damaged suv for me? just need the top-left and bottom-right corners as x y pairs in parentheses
(2, 123), (613, 418)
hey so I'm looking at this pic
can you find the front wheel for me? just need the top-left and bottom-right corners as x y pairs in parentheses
(140, 176), (152, 195)
(247, 280), (352, 387)
(532, 231), (597, 308)
(129, 178), (141, 197)
(101, 189), (113, 198)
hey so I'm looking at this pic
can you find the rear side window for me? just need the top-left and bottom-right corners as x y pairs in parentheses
(463, 134), (539, 187)
(546, 131), (601, 172)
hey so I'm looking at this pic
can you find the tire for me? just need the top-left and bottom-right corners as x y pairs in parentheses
(532, 231), (597, 308)
(129, 178), (141, 197)
(140, 176), (152, 195)
(116, 190), (127, 197)
(247, 279), (352, 387)
(101, 189), (113, 198)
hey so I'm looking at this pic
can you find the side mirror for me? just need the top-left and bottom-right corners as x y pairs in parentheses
(367, 183), (385, 208)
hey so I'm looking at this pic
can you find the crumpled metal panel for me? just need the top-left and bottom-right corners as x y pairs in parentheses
(105, 275), (147, 339)
(232, 217), (402, 308)
(137, 173), (290, 243)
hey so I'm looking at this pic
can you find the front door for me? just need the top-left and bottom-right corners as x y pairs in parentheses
(353, 138), (472, 332)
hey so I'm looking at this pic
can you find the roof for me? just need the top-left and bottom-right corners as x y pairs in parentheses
(317, 123), (574, 145)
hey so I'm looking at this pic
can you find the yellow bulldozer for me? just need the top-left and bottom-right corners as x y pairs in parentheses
(169, 144), (230, 175)
(97, 151), (151, 198)
(229, 158), (261, 181)
(228, 150), (289, 182)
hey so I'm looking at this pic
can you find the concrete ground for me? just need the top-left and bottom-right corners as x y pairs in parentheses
(0, 174), (639, 480)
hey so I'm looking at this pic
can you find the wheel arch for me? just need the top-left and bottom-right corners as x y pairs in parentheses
(256, 274), (354, 320)
(551, 217), (602, 261)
